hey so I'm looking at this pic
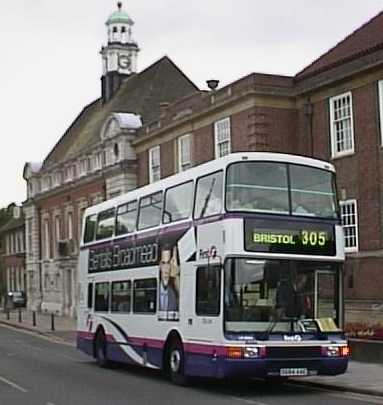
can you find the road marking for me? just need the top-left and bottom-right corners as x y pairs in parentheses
(230, 396), (270, 405)
(288, 382), (383, 404)
(0, 375), (28, 393)
(47, 402), (56, 405)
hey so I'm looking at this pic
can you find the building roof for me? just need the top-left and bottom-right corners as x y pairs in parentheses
(106, 8), (133, 25)
(296, 11), (383, 79)
(0, 216), (24, 234)
(43, 56), (198, 167)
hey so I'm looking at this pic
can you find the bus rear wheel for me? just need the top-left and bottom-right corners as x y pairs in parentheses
(167, 339), (188, 386)
(95, 331), (110, 368)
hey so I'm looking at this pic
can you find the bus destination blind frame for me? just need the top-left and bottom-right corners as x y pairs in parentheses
(244, 219), (336, 256)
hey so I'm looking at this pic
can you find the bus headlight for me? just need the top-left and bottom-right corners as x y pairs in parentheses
(226, 346), (266, 359)
(244, 346), (263, 358)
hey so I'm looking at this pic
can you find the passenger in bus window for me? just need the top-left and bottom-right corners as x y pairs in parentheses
(159, 246), (179, 316)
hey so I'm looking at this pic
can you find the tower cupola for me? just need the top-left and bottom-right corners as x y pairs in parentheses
(101, 2), (140, 102)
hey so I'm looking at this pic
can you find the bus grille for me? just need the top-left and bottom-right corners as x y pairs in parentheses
(266, 346), (322, 359)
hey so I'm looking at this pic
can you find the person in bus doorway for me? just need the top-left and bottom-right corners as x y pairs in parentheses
(159, 246), (179, 318)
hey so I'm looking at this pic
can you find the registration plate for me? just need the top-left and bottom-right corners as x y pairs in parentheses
(280, 368), (308, 376)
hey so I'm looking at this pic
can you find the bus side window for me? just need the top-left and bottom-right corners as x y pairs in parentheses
(84, 214), (97, 243)
(137, 192), (163, 230)
(163, 181), (193, 224)
(196, 266), (221, 316)
(194, 171), (223, 219)
(87, 283), (93, 309)
(95, 282), (110, 312)
(96, 208), (116, 240)
(116, 201), (137, 236)
(133, 278), (157, 313)
(111, 280), (131, 312)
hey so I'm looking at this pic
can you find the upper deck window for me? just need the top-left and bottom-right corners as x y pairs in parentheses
(138, 192), (163, 230)
(163, 181), (193, 224)
(290, 165), (337, 218)
(96, 208), (115, 240)
(226, 162), (289, 214)
(84, 215), (97, 243)
(116, 201), (137, 235)
(226, 161), (338, 219)
(194, 171), (223, 219)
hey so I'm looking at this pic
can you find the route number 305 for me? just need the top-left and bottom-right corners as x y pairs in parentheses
(301, 231), (327, 246)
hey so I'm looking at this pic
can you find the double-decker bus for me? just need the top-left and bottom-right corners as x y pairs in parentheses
(77, 152), (349, 384)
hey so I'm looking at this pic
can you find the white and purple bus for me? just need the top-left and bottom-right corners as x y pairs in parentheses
(77, 152), (349, 384)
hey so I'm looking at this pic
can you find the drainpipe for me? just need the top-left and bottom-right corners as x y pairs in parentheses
(304, 101), (314, 157)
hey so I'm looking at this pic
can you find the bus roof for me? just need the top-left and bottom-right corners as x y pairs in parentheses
(84, 152), (335, 216)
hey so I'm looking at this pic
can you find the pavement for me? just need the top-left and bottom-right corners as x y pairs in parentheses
(1, 309), (383, 398)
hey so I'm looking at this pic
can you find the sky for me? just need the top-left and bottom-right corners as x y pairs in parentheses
(1, 0), (382, 208)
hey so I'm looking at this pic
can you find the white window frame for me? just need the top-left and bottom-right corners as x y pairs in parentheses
(68, 212), (73, 240)
(65, 165), (75, 183)
(78, 159), (88, 177)
(52, 171), (62, 187)
(44, 219), (50, 260)
(42, 176), (51, 191)
(214, 117), (231, 158)
(149, 145), (160, 183)
(93, 152), (103, 171)
(378, 80), (383, 146)
(340, 199), (359, 253)
(329, 92), (355, 158)
(178, 134), (192, 172)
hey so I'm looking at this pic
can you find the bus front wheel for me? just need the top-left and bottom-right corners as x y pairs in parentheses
(167, 339), (188, 386)
(95, 330), (110, 368)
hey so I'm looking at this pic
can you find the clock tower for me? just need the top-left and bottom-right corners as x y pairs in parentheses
(101, 2), (140, 102)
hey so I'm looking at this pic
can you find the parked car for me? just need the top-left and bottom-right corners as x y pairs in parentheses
(7, 291), (26, 308)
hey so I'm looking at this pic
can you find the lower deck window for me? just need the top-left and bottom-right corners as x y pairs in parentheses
(196, 266), (221, 316)
(95, 282), (110, 312)
(111, 281), (131, 312)
(133, 278), (157, 313)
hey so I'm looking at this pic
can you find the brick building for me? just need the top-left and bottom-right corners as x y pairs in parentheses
(0, 205), (26, 298)
(135, 12), (383, 304)
(23, 7), (383, 317)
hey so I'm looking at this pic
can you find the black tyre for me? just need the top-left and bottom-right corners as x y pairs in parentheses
(167, 339), (188, 386)
(94, 331), (110, 368)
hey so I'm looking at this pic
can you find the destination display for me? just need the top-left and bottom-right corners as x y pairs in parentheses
(244, 219), (336, 256)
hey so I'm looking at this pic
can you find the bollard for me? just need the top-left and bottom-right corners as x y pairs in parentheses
(6, 309), (10, 320)
(51, 313), (55, 331)
(32, 311), (36, 327)
(18, 308), (22, 323)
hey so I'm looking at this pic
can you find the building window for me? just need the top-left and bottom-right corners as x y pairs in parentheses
(149, 146), (160, 183)
(78, 159), (88, 177)
(93, 152), (103, 171)
(378, 80), (383, 145)
(68, 212), (73, 240)
(214, 117), (231, 158)
(52, 171), (62, 187)
(64, 165), (75, 182)
(27, 218), (32, 258)
(178, 134), (192, 172)
(340, 199), (358, 252)
(329, 92), (354, 158)
(42, 176), (51, 191)
(43, 219), (51, 259)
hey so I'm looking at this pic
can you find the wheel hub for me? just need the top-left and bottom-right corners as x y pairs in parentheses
(170, 349), (181, 373)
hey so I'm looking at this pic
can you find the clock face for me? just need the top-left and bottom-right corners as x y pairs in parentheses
(118, 54), (131, 70)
